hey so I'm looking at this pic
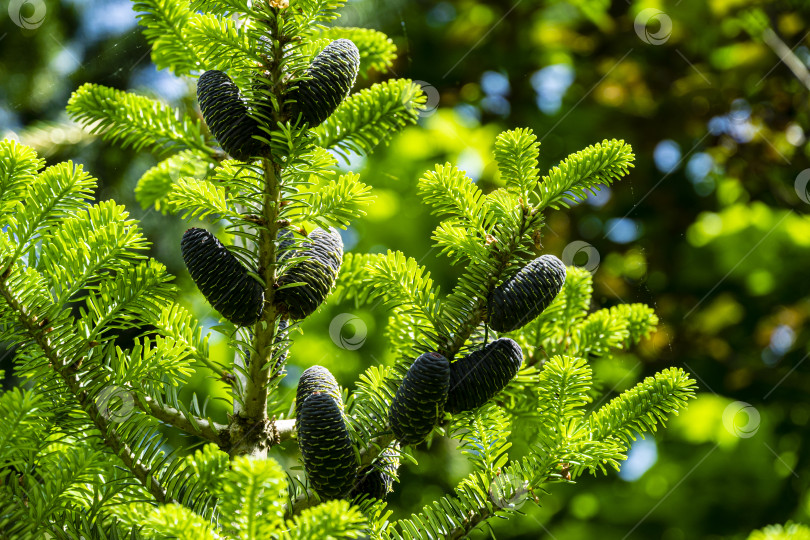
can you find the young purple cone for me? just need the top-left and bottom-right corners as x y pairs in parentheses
(446, 338), (523, 414)
(295, 365), (342, 419)
(197, 70), (265, 161)
(181, 228), (264, 326)
(274, 228), (343, 320)
(297, 392), (358, 500)
(487, 254), (567, 333)
(389, 352), (450, 446)
(285, 39), (360, 127)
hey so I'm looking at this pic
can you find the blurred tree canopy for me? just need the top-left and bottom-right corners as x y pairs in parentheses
(2, 0), (809, 538)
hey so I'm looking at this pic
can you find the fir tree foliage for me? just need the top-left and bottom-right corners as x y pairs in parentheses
(0, 0), (697, 536)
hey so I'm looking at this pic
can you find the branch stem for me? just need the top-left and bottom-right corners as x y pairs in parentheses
(230, 9), (286, 458)
(139, 396), (227, 445)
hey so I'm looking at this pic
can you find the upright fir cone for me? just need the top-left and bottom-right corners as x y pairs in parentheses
(389, 352), (450, 446)
(285, 39), (360, 127)
(350, 445), (400, 501)
(295, 365), (342, 419)
(487, 254), (567, 333)
(197, 70), (265, 161)
(180, 228), (264, 326)
(274, 228), (343, 320)
(445, 338), (523, 414)
(297, 392), (357, 500)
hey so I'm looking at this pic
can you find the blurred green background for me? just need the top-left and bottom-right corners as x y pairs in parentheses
(2, 0), (810, 538)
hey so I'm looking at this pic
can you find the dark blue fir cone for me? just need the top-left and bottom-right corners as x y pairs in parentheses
(180, 228), (264, 326)
(274, 228), (343, 320)
(446, 338), (523, 414)
(350, 445), (400, 501)
(297, 392), (358, 500)
(295, 365), (342, 419)
(487, 254), (567, 333)
(197, 70), (265, 161)
(285, 39), (360, 127)
(388, 352), (450, 446)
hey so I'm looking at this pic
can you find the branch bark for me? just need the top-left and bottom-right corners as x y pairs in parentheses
(139, 395), (228, 446)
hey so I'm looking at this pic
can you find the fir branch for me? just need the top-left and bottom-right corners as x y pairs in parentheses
(285, 0), (345, 34)
(0, 139), (45, 216)
(40, 200), (150, 307)
(588, 367), (697, 448)
(494, 128), (541, 200)
(417, 163), (488, 229)
(0, 276), (170, 505)
(138, 395), (226, 445)
(67, 83), (212, 158)
(4, 160), (95, 271)
(282, 500), (367, 540)
(135, 150), (214, 211)
(133, 0), (203, 76)
(450, 404), (512, 472)
(166, 176), (246, 223)
(216, 456), (287, 537)
(368, 251), (444, 335)
(312, 79), (425, 159)
(152, 304), (228, 381)
(292, 172), (373, 229)
(536, 139), (634, 211)
(186, 12), (262, 72)
(534, 355), (592, 445)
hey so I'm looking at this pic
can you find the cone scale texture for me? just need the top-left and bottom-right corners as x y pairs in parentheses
(296, 392), (358, 500)
(285, 39), (360, 127)
(180, 228), (264, 326)
(487, 254), (567, 333)
(446, 338), (523, 414)
(295, 365), (342, 419)
(197, 70), (264, 161)
(274, 228), (343, 320)
(389, 352), (450, 446)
